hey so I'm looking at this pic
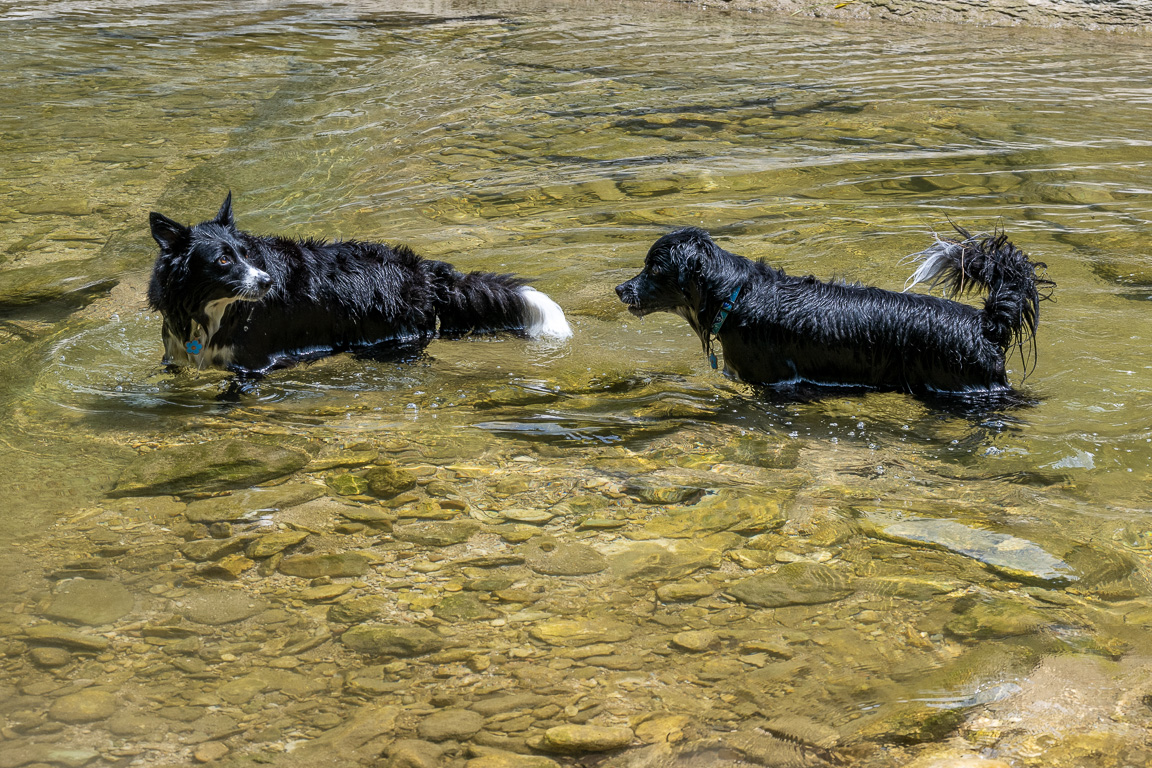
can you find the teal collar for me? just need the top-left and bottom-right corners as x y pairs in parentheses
(707, 286), (742, 370)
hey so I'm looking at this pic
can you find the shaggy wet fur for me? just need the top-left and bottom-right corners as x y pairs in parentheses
(147, 193), (571, 375)
(615, 227), (1052, 395)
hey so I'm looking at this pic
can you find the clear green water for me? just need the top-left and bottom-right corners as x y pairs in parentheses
(2, 1), (1152, 766)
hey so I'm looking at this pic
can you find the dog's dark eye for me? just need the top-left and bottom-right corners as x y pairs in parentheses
(217, 255), (231, 266)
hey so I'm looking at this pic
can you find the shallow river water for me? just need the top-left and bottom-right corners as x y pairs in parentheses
(2, 1), (1152, 767)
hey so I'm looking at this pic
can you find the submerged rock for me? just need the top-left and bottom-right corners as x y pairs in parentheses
(872, 519), (1078, 587)
(727, 563), (854, 608)
(537, 724), (634, 753)
(183, 484), (324, 523)
(49, 689), (118, 723)
(945, 596), (1052, 639)
(364, 465), (418, 498)
(278, 552), (370, 578)
(112, 440), (309, 497)
(42, 579), (134, 625)
(342, 624), (445, 657)
(523, 537), (608, 576)
(604, 533), (743, 582)
(393, 521), (479, 547)
(178, 587), (267, 625)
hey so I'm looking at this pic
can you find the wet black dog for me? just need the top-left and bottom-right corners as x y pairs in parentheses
(147, 193), (571, 375)
(615, 227), (1052, 395)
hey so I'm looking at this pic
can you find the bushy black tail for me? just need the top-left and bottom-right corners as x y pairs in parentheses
(906, 225), (1054, 374)
(424, 260), (572, 339)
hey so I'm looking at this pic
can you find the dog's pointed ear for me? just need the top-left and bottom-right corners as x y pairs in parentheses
(215, 191), (234, 228)
(149, 212), (190, 252)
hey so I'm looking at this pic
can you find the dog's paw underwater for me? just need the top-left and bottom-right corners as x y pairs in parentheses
(616, 226), (1053, 395)
(147, 193), (571, 375)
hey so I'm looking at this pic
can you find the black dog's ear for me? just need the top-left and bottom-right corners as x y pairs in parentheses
(215, 191), (234, 228)
(149, 212), (190, 252)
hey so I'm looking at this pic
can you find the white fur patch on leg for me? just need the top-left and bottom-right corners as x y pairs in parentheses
(519, 287), (573, 339)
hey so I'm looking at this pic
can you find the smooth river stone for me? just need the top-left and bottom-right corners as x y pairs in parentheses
(112, 440), (309, 497)
(43, 579), (134, 625)
(178, 587), (268, 625)
(184, 484), (325, 523)
(538, 724), (634, 753)
(341, 625), (444, 657)
(49, 689), (118, 723)
(278, 552), (370, 578)
(727, 562), (854, 608)
(878, 519), (1078, 586)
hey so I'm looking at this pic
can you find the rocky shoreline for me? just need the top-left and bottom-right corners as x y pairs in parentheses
(649, 0), (1152, 32)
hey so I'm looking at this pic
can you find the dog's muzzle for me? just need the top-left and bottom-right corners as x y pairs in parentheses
(240, 267), (273, 300)
(615, 279), (647, 317)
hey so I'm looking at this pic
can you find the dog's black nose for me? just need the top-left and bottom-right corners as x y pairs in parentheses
(615, 283), (629, 300)
(256, 272), (273, 289)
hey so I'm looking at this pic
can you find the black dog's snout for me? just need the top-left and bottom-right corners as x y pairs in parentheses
(615, 281), (633, 301)
(256, 271), (273, 289)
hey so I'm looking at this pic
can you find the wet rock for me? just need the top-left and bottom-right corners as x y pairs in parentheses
(112, 440), (309, 497)
(0, 745), (101, 768)
(502, 508), (555, 524)
(671, 630), (718, 652)
(434, 592), (499, 621)
(537, 724), (634, 753)
(342, 624), (445, 657)
(902, 750), (1011, 768)
(49, 689), (117, 723)
(623, 475), (701, 504)
(30, 646), (72, 667)
(630, 490), (784, 539)
(945, 597), (1051, 639)
(387, 738), (444, 768)
(308, 449), (379, 471)
(523, 537), (608, 576)
(467, 755), (561, 768)
(247, 530), (310, 558)
(217, 668), (325, 704)
(302, 583), (351, 601)
(25, 624), (110, 652)
(418, 709), (484, 741)
(634, 715), (693, 744)
(727, 563), (854, 608)
(180, 537), (249, 562)
(328, 596), (391, 624)
(604, 533), (742, 582)
(42, 579), (134, 625)
(855, 703), (965, 745)
(193, 742), (230, 763)
(178, 587), (268, 625)
(872, 519), (1077, 586)
(286, 702), (399, 764)
(393, 520), (479, 547)
(327, 472), (370, 496)
(530, 618), (633, 647)
(365, 465), (418, 498)
(184, 484), (325, 523)
(470, 693), (550, 717)
(656, 580), (716, 602)
(278, 552), (370, 578)
(725, 436), (802, 469)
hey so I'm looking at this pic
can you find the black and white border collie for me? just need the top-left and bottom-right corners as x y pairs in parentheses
(615, 226), (1053, 395)
(147, 193), (571, 375)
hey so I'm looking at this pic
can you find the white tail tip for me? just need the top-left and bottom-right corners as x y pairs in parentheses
(519, 287), (573, 339)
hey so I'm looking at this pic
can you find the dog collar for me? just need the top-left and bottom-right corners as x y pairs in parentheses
(708, 285), (742, 370)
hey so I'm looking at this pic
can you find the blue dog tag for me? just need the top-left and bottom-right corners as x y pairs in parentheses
(185, 340), (203, 355)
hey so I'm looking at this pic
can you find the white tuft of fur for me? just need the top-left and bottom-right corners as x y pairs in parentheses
(519, 287), (573, 339)
(903, 237), (960, 292)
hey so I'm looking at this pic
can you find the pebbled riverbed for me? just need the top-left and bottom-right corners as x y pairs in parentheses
(1, 2), (1151, 767)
